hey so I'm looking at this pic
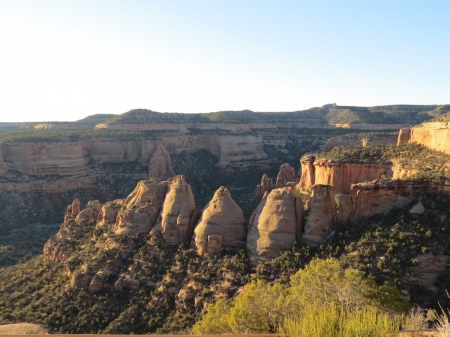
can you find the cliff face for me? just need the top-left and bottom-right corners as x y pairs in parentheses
(299, 156), (389, 193)
(303, 185), (336, 246)
(246, 187), (304, 265)
(398, 122), (450, 155)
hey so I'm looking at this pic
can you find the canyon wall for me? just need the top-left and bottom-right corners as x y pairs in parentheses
(398, 122), (450, 155)
(298, 156), (389, 193)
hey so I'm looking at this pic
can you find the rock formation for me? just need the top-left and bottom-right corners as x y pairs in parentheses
(303, 185), (336, 246)
(155, 175), (198, 244)
(87, 200), (101, 213)
(115, 180), (169, 235)
(75, 208), (97, 225)
(275, 163), (296, 187)
(148, 144), (175, 181)
(192, 186), (245, 255)
(256, 174), (273, 196)
(64, 198), (82, 222)
(96, 200), (123, 228)
(397, 122), (450, 155)
(256, 163), (297, 195)
(298, 156), (389, 193)
(246, 187), (304, 265)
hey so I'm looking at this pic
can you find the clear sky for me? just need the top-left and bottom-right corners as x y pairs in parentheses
(1, 1), (449, 122)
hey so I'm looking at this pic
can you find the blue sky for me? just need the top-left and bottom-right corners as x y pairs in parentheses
(0, 1), (449, 122)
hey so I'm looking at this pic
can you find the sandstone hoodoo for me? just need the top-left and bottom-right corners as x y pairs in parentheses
(256, 174), (273, 196)
(148, 144), (175, 181)
(303, 184), (336, 246)
(192, 186), (245, 255)
(275, 163), (296, 187)
(155, 175), (199, 244)
(256, 163), (297, 195)
(115, 180), (169, 235)
(246, 187), (304, 265)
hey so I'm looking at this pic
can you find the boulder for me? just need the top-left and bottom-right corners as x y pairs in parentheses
(193, 186), (245, 255)
(148, 144), (175, 181)
(155, 175), (196, 244)
(246, 187), (304, 265)
(410, 201), (426, 215)
(115, 180), (168, 235)
(303, 184), (336, 246)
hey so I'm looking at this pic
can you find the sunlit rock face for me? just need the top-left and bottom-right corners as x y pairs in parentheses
(115, 180), (168, 235)
(246, 187), (304, 266)
(193, 186), (245, 256)
(155, 175), (198, 244)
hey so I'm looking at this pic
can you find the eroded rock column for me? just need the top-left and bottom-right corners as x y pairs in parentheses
(246, 187), (304, 265)
(193, 186), (245, 255)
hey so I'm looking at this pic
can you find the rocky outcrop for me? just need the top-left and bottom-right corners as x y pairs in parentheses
(96, 200), (123, 228)
(115, 180), (169, 235)
(148, 144), (174, 181)
(256, 174), (273, 196)
(192, 186), (245, 255)
(64, 198), (82, 222)
(397, 122), (450, 155)
(299, 155), (316, 188)
(75, 208), (97, 225)
(155, 176), (198, 244)
(275, 163), (296, 187)
(246, 187), (304, 265)
(397, 128), (412, 146)
(256, 163), (297, 195)
(303, 185), (336, 246)
(298, 156), (389, 193)
(87, 200), (101, 213)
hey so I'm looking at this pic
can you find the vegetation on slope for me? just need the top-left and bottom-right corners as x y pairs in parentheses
(75, 114), (118, 124)
(305, 143), (450, 181)
(1, 193), (450, 334)
(102, 104), (449, 125)
(193, 258), (407, 335)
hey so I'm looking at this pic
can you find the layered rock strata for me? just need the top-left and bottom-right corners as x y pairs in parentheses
(397, 122), (450, 155)
(155, 175), (198, 244)
(192, 186), (245, 255)
(247, 187), (304, 265)
(299, 156), (389, 193)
